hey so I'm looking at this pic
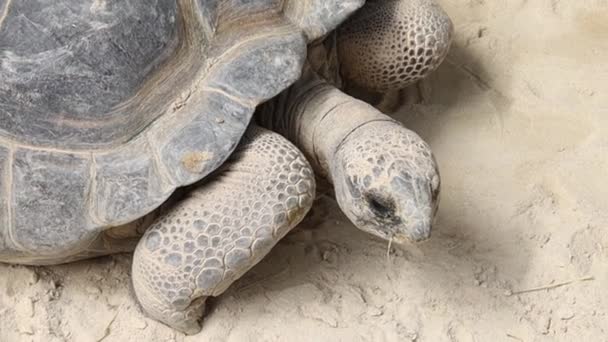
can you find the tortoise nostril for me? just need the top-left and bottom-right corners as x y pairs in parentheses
(366, 193), (395, 219)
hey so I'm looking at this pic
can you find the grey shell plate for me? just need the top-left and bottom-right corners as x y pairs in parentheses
(0, 0), (364, 260)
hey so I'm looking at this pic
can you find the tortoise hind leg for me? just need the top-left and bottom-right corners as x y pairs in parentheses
(131, 125), (315, 334)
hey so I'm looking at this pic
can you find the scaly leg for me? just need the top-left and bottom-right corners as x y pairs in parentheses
(132, 126), (315, 334)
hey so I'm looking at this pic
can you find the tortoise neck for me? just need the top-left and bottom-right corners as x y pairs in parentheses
(258, 76), (391, 183)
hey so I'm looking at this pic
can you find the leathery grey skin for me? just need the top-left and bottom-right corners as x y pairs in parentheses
(259, 69), (440, 244)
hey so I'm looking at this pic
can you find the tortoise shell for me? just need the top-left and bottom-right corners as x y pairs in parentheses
(0, 0), (363, 261)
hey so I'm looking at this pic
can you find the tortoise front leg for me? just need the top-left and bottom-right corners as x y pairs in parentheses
(131, 126), (315, 334)
(337, 0), (453, 111)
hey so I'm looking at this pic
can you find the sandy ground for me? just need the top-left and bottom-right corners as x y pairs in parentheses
(1, 1), (607, 341)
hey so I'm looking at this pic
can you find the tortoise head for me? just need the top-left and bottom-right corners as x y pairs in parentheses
(332, 121), (440, 243)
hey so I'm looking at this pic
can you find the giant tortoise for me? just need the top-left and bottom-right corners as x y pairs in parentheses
(0, 0), (452, 334)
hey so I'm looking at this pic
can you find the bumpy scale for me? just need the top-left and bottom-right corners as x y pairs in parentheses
(338, 0), (453, 91)
(132, 126), (315, 334)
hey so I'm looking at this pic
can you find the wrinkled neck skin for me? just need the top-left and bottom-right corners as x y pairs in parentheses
(259, 71), (392, 180)
(306, 36), (402, 113)
(307, 32), (343, 89)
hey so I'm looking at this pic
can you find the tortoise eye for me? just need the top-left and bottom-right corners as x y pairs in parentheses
(366, 193), (395, 219)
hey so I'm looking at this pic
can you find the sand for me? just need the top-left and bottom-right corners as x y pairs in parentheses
(1, 1), (607, 341)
